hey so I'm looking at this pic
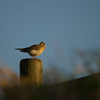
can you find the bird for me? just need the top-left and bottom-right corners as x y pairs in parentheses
(15, 41), (47, 58)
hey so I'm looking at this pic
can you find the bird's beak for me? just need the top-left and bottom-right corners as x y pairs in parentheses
(45, 45), (47, 47)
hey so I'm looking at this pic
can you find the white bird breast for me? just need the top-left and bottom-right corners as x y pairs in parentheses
(29, 49), (44, 56)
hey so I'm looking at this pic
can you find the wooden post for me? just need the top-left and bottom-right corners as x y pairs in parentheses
(20, 58), (43, 87)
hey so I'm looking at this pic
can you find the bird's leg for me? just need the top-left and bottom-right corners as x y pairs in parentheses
(32, 56), (36, 59)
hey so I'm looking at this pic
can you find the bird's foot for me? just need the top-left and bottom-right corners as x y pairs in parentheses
(33, 56), (36, 59)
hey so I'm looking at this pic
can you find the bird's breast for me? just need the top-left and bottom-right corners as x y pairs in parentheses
(29, 47), (45, 56)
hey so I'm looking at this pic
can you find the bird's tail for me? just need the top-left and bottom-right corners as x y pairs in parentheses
(15, 48), (23, 50)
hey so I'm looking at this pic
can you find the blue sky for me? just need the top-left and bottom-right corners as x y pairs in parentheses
(0, 0), (100, 77)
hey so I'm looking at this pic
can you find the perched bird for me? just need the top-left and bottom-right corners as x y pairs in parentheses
(15, 42), (47, 58)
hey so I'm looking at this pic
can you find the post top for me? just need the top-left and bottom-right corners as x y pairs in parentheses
(22, 58), (41, 61)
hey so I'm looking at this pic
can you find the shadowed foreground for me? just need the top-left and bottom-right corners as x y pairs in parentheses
(0, 72), (100, 100)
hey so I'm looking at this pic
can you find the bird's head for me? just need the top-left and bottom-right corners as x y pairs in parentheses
(40, 41), (47, 47)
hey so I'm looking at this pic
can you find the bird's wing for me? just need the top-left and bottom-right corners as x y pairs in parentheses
(20, 45), (41, 52)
